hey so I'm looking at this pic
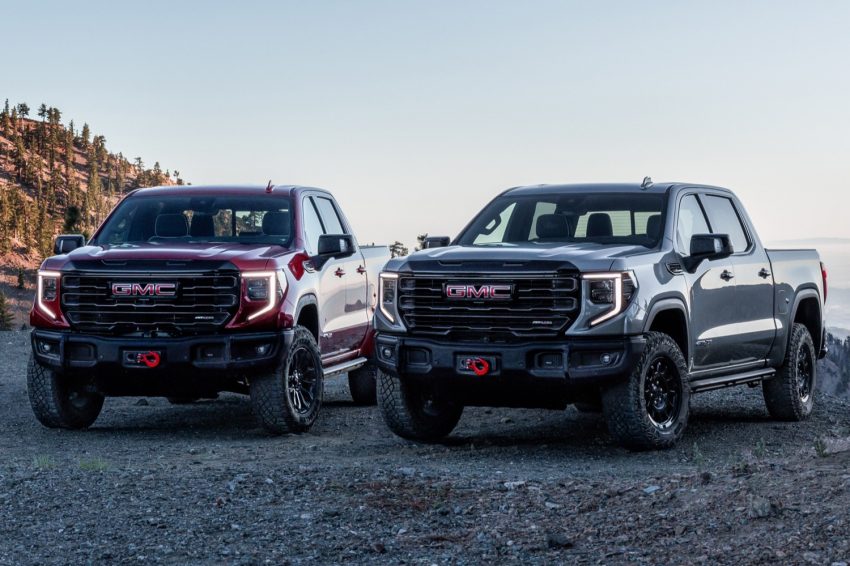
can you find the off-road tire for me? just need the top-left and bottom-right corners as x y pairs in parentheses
(378, 368), (463, 441)
(763, 323), (816, 421)
(348, 363), (378, 405)
(27, 355), (104, 429)
(250, 326), (323, 435)
(601, 332), (690, 451)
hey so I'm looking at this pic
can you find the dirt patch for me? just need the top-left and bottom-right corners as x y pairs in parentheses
(1, 330), (849, 564)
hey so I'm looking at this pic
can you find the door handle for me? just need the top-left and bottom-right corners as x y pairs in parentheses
(758, 268), (771, 279)
(720, 270), (734, 281)
(356, 265), (366, 275)
(334, 268), (346, 278)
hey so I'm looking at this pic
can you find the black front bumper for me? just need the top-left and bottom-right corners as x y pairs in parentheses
(375, 333), (645, 387)
(31, 329), (292, 375)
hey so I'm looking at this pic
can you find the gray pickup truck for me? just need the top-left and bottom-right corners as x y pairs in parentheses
(374, 180), (827, 450)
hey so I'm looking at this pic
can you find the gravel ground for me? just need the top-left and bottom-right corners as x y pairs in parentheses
(2, 330), (850, 565)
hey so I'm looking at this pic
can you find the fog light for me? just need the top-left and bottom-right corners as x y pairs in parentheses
(381, 346), (394, 360)
(255, 344), (271, 356)
(600, 353), (613, 365)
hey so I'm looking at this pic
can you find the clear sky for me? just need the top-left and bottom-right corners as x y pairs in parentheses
(4, 1), (849, 249)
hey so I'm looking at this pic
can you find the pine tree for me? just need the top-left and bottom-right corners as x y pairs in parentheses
(16, 102), (29, 127)
(80, 123), (90, 149)
(64, 205), (82, 233)
(16, 268), (25, 290)
(389, 241), (409, 258)
(0, 292), (13, 331)
(415, 233), (429, 251)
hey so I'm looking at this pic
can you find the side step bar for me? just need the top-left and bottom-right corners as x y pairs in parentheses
(323, 357), (368, 378)
(690, 368), (776, 394)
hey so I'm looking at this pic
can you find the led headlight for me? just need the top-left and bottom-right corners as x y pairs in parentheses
(379, 272), (399, 323)
(582, 272), (637, 326)
(243, 271), (287, 321)
(37, 270), (62, 319)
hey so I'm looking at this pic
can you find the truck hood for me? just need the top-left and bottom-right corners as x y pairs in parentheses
(391, 242), (659, 273)
(42, 242), (291, 271)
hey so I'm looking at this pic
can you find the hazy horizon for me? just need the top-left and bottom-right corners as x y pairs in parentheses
(4, 1), (849, 249)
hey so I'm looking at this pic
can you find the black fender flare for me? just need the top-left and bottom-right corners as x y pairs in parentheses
(293, 293), (319, 336)
(789, 287), (823, 350)
(643, 297), (691, 357)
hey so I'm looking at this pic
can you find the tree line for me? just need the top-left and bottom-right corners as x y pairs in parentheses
(0, 99), (183, 259)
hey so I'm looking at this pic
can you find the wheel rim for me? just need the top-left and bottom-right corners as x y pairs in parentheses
(796, 343), (814, 403)
(287, 347), (319, 414)
(643, 357), (682, 430)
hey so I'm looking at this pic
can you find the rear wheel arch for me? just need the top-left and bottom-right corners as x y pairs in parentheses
(791, 290), (822, 353)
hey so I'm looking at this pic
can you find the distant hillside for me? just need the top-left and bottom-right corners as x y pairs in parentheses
(0, 99), (185, 328)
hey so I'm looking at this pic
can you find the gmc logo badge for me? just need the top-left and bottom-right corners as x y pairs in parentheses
(444, 283), (513, 300)
(112, 282), (177, 297)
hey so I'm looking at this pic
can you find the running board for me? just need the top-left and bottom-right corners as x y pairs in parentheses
(323, 357), (368, 378)
(690, 368), (776, 394)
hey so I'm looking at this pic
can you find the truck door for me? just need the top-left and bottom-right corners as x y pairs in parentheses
(676, 193), (739, 371)
(302, 196), (349, 357)
(312, 195), (369, 352)
(701, 194), (775, 364)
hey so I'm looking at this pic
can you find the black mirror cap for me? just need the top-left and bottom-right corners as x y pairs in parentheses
(423, 236), (451, 249)
(54, 234), (86, 255)
(685, 234), (733, 271)
(317, 234), (355, 258)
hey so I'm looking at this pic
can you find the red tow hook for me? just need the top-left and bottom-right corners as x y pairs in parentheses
(468, 357), (490, 376)
(138, 351), (161, 368)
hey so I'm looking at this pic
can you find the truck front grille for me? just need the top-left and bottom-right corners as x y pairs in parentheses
(397, 273), (581, 339)
(61, 271), (240, 335)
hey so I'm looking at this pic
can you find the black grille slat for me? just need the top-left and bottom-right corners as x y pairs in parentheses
(398, 273), (581, 339)
(61, 271), (240, 335)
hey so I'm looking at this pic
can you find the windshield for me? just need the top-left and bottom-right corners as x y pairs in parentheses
(456, 192), (666, 247)
(92, 194), (294, 246)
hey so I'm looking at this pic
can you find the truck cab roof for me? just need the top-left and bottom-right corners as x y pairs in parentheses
(127, 184), (329, 198)
(502, 182), (734, 196)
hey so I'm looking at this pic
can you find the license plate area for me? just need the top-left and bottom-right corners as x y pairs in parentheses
(456, 354), (499, 376)
(123, 349), (164, 368)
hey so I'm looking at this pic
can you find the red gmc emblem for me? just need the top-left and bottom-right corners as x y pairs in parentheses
(112, 282), (177, 297)
(444, 283), (513, 300)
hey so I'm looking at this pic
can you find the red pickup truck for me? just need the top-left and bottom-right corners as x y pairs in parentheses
(28, 185), (390, 433)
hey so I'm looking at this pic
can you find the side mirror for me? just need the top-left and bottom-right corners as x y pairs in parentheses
(423, 236), (451, 249)
(54, 234), (86, 255)
(317, 234), (355, 259)
(684, 234), (733, 272)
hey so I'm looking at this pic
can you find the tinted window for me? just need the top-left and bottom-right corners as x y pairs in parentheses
(302, 198), (325, 256)
(457, 192), (665, 247)
(676, 194), (710, 255)
(314, 197), (346, 235)
(701, 195), (749, 253)
(474, 203), (516, 244)
(93, 195), (293, 246)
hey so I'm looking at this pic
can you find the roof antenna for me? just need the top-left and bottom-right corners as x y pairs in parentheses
(641, 176), (653, 189)
(265, 180), (274, 193)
